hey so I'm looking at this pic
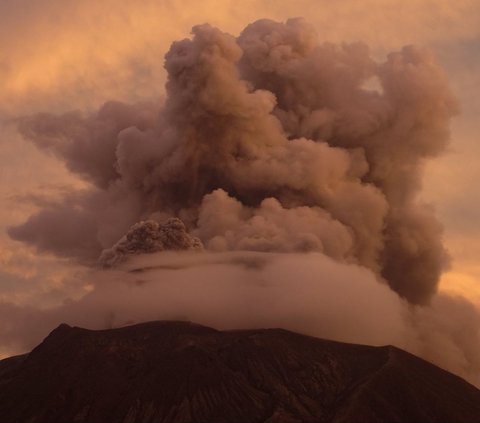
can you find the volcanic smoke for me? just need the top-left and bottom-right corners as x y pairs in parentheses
(11, 18), (457, 304)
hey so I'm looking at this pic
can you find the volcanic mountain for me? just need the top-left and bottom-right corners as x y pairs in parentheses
(0, 321), (479, 423)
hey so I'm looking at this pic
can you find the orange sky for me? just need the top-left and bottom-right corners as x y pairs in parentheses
(0, 0), (479, 313)
(0, 0), (480, 386)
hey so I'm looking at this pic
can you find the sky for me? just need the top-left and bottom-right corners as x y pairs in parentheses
(1, 0), (480, 381)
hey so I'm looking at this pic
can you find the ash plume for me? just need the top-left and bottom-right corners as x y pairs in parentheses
(99, 218), (203, 267)
(10, 18), (457, 304)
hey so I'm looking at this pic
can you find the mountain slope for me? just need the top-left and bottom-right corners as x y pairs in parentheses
(0, 321), (479, 423)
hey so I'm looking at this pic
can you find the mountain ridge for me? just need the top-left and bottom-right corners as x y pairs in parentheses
(0, 320), (479, 423)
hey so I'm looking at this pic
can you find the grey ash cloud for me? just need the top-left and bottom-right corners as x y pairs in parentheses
(10, 18), (457, 304)
(99, 218), (203, 267)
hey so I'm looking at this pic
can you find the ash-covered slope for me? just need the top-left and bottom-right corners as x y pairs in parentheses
(0, 321), (479, 423)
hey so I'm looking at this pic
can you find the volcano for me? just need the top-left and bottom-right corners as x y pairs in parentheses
(0, 321), (479, 423)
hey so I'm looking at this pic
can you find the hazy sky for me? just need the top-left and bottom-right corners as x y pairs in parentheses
(1, 0), (480, 376)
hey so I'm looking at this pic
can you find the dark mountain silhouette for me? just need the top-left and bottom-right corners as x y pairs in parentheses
(0, 321), (479, 423)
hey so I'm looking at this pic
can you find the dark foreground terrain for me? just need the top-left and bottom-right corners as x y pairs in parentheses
(0, 321), (479, 423)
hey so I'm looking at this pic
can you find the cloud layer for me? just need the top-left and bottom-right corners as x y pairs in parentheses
(1, 252), (480, 386)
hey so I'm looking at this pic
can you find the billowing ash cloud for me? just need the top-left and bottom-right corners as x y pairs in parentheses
(99, 218), (203, 266)
(10, 18), (457, 304)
